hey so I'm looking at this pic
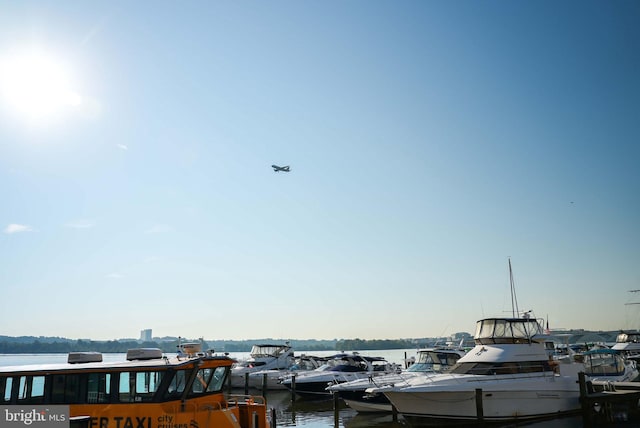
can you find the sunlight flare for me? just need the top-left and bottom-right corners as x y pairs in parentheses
(0, 50), (82, 121)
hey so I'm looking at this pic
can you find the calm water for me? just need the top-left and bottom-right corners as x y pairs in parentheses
(0, 351), (585, 428)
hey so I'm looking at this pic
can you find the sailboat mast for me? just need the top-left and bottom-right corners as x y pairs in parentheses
(509, 258), (520, 318)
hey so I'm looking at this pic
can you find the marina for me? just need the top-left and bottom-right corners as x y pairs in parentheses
(0, 347), (632, 427)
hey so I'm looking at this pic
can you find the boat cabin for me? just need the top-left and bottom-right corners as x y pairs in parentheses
(0, 349), (269, 428)
(612, 331), (640, 353)
(474, 317), (545, 345)
(447, 316), (555, 376)
(407, 349), (465, 373)
(583, 349), (638, 380)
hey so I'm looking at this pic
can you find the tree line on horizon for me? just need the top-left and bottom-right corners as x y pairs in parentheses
(0, 336), (437, 354)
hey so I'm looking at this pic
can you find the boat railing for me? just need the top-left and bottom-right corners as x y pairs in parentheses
(226, 394), (267, 407)
(171, 397), (252, 415)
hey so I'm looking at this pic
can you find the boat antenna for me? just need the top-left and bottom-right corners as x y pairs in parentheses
(509, 258), (520, 318)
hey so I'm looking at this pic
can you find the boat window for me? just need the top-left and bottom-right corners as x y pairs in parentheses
(164, 370), (188, 400)
(1, 376), (12, 403)
(17, 375), (45, 404)
(190, 367), (227, 394)
(207, 367), (227, 392)
(330, 364), (362, 372)
(87, 373), (111, 403)
(191, 368), (213, 394)
(585, 353), (624, 376)
(51, 374), (81, 404)
(474, 318), (543, 344)
(118, 371), (163, 402)
(450, 361), (552, 375)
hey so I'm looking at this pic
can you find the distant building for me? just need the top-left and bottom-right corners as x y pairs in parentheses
(140, 329), (152, 342)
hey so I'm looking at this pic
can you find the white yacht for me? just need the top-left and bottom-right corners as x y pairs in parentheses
(327, 347), (466, 412)
(248, 354), (327, 390)
(280, 352), (401, 398)
(375, 316), (582, 424)
(611, 331), (640, 355)
(230, 342), (295, 388)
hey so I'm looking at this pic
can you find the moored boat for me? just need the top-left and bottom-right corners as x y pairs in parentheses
(0, 348), (270, 428)
(248, 354), (327, 390)
(375, 316), (582, 424)
(583, 348), (640, 382)
(328, 347), (466, 413)
(230, 342), (295, 388)
(280, 352), (401, 399)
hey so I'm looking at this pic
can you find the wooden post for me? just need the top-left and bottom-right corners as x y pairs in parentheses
(270, 407), (276, 428)
(244, 372), (249, 395)
(475, 388), (484, 425)
(262, 373), (268, 397)
(578, 372), (593, 428)
(333, 391), (340, 428)
(291, 374), (296, 402)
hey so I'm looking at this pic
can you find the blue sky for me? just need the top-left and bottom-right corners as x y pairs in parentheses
(1, 1), (638, 341)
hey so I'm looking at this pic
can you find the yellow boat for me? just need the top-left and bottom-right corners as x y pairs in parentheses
(0, 348), (270, 428)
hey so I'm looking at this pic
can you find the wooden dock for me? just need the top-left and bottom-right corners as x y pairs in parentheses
(579, 372), (640, 426)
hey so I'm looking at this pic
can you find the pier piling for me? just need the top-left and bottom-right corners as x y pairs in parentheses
(475, 388), (484, 426)
(579, 371), (640, 426)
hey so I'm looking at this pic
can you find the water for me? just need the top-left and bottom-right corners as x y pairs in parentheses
(0, 352), (585, 427)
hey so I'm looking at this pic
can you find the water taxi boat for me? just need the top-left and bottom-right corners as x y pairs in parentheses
(0, 348), (270, 428)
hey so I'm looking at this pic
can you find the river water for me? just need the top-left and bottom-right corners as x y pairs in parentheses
(0, 351), (585, 427)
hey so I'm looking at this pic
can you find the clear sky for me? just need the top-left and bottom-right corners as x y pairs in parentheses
(1, 1), (638, 342)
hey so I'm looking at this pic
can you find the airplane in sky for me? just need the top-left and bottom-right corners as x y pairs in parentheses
(272, 165), (290, 172)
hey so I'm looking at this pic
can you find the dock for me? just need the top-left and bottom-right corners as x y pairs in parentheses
(579, 372), (640, 426)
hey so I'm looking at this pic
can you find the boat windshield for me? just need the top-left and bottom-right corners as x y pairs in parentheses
(474, 318), (544, 345)
(584, 351), (625, 377)
(250, 345), (288, 357)
(407, 351), (462, 373)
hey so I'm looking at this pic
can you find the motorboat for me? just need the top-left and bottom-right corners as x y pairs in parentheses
(583, 348), (639, 382)
(611, 331), (640, 355)
(375, 315), (583, 424)
(327, 347), (466, 412)
(248, 354), (327, 390)
(230, 342), (295, 388)
(0, 348), (269, 428)
(280, 352), (401, 398)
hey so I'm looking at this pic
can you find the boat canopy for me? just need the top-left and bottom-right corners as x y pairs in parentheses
(584, 349), (626, 377)
(250, 344), (290, 357)
(474, 317), (544, 345)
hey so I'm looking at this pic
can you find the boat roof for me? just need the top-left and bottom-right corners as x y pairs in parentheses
(252, 343), (291, 347)
(328, 353), (386, 362)
(0, 354), (233, 375)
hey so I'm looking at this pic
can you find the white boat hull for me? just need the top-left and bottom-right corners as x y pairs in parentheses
(384, 377), (581, 422)
(343, 398), (393, 413)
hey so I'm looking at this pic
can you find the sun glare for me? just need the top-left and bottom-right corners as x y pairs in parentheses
(0, 50), (82, 122)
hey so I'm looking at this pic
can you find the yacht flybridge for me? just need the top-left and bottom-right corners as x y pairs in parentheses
(0, 348), (270, 428)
